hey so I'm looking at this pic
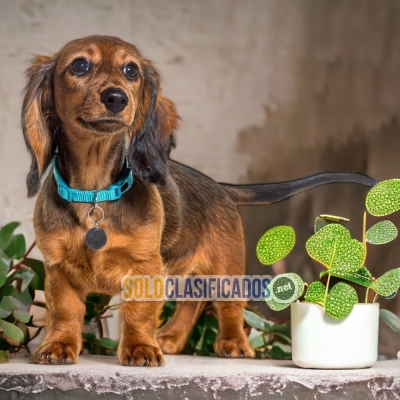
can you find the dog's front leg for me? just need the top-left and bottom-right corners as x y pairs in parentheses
(119, 298), (164, 367)
(33, 267), (86, 365)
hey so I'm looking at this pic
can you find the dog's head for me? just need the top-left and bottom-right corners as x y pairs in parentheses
(22, 35), (178, 196)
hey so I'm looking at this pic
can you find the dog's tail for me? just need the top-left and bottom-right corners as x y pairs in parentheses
(221, 172), (377, 206)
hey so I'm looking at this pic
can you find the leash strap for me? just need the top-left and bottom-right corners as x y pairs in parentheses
(52, 154), (134, 203)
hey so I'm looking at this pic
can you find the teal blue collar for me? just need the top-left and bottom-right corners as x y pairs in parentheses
(53, 154), (134, 203)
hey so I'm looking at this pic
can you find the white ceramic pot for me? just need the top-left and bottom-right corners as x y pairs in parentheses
(291, 302), (379, 369)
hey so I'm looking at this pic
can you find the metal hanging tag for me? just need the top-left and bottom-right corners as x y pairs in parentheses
(86, 204), (107, 250)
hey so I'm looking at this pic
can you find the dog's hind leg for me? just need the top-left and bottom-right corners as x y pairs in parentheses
(212, 300), (255, 358)
(157, 300), (207, 354)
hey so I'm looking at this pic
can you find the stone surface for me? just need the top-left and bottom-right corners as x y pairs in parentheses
(0, 353), (399, 399)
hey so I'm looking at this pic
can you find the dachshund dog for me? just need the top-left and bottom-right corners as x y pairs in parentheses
(22, 36), (376, 366)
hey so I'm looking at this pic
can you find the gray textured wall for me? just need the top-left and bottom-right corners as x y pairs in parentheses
(1, 0), (400, 356)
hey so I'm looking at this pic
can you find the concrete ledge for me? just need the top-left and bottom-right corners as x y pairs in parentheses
(0, 353), (400, 400)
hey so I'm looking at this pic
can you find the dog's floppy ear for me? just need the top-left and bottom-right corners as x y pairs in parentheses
(22, 55), (58, 197)
(128, 64), (178, 185)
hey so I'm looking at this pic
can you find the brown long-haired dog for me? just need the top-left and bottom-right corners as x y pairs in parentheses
(22, 36), (376, 366)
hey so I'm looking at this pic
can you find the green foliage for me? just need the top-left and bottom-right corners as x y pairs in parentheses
(380, 309), (400, 332)
(366, 179), (400, 217)
(83, 333), (118, 355)
(366, 221), (398, 245)
(304, 281), (326, 305)
(306, 224), (365, 275)
(243, 308), (274, 331)
(84, 293), (112, 324)
(0, 222), (46, 362)
(371, 268), (400, 297)
(325, 282), (358, 319)
(256, 226), (295, 265)
(244, 309), (291, 359)
(265, 273), (304, 311)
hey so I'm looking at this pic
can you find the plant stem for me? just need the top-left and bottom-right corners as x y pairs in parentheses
(365, 287), (370, 303)
(325, 273), (331, 303)
(7, 241), (38, 278)
(362, 211), (367, 265)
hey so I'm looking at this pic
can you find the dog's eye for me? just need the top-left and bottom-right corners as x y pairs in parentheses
(123, 63), (138, 80)
(70, 59), (91, 76)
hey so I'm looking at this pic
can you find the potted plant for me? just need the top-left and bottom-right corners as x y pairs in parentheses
(256, 179), (400, 369)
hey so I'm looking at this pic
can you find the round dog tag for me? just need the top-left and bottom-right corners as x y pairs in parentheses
(86, 227), (107, 250)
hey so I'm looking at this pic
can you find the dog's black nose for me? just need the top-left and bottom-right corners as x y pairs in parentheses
(100, 88), (129, 113)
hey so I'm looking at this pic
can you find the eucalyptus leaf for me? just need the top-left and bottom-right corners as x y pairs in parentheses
(0, 319), (24, 343)
(0, 296), (29, 312)
(248, 328), (265, 348)
(243, 309), (274, 331)
(0, 309), (11, 319)
(325, 282), (358, 320)
(366, 179), (400, 217)
(380, 309), (400, 332)
(306, 224), (365, 275)
(256, 226), (295, 265)
(13, 309), (31, 324)
(16, 269), (35, 292)
(0, 259), (8, 286)
(371, 268), (400, 297)
(23, 258), (45, 291)
(11, 288), (32, 306)
(4, 234), (26, 260)
(304, 281), (326, 305)
(99, 337), (119, 350)
(366, 221), (398, 245)
(0, 222), (20, 248)
(266, 273), (304, 311)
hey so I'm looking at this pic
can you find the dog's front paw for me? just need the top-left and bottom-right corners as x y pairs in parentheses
(33, 342), (80, 365)
(215, 336), (255, 358)
(119, 344), (164, 367)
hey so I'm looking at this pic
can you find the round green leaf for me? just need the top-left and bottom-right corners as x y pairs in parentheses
(265, 273), (304, 311)
(256, 226), (295, 265)
(0, 259), (8, 287)
(325, 282), (358, 320)
(371, 268), (400, 297)
(366, 179), (400, 217)
(306, 224), (365, 275)
(380, 309), (400, 332)
(0, 222), (20, 248)
(0, 309), (11, 319)
(304, 281), (326, 305)
(13, 309), (31, 324)
(366, 220), (398, 245)
(4, 234), (26, 260)
(0, 320), (24, 343)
